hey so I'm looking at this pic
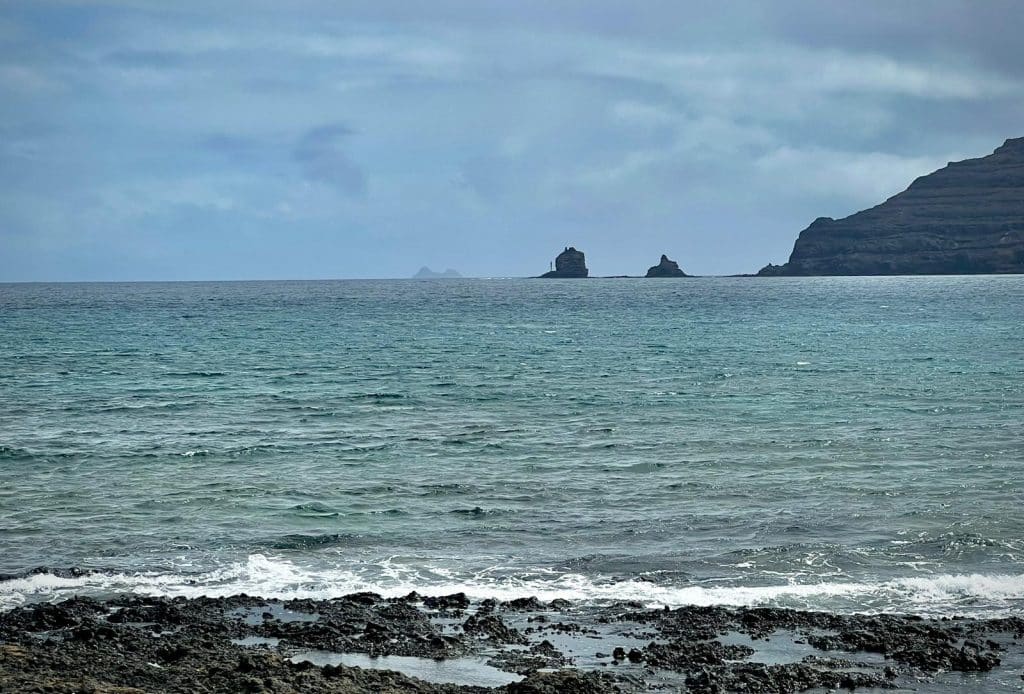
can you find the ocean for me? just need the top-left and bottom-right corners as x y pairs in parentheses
(1, 277), (1022, 617)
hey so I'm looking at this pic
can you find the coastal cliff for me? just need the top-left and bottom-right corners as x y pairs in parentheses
(540, 247), (589, 278)
(645, 255), (688, 277)
(759, 137), (1024, 276)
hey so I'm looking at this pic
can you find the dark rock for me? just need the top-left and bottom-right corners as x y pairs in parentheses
(423, 592), (470, 611)
(341, 591), (381, 605)
(759, 136), (1024, 275)
(643, 639), (754, 670)
(508, 670), (617, 693)
(504, 597), (544, 611)
(487, 639), (569, 675)
(645, 254), (688, 277)
(2, 591), (1022, 693)
(540, 247), (589, 278)
(462, 614), (529, 645)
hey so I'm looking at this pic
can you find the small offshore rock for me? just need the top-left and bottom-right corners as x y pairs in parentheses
(645, 254), (688, 277)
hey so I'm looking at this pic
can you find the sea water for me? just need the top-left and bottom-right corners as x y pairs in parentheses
(1, 277), (1022, 616)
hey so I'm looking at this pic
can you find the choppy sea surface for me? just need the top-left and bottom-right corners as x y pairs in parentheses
(1, 277), (1022, 616)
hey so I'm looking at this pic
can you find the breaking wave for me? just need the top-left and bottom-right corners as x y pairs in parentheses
(2, 555), (1022, 617)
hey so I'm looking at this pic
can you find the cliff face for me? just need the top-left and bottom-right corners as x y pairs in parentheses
(759, 137), (1024, 276)
(645, 254), (688, 277)
(540, 247), (589, 278)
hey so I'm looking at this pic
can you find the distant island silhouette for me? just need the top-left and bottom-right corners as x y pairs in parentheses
(413, 267), (462, 279)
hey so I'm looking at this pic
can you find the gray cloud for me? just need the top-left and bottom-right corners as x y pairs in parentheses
(292, 124), (367, 197)
(103, 49), (186, 68)
(1, 0), (1022, 280)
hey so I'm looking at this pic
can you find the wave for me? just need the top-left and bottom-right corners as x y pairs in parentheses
(2, 555), (1023, 617)
(0, 446), (32, 461)
(449, 507), (511, 517)
(164, 371), (226, 378)
(289, 502), (339, 517)
(266, 534), (361, 550)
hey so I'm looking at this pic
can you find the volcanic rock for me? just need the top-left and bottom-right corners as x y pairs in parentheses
(645, 254), (688, 277)
(540, 247), (589, 278)
(759, 137), (1024, 275)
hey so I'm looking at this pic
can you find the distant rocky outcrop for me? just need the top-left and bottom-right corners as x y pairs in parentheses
(540, 247), (589, 278)
(413, 267), (461, 279)
(758, 137), (1024, 276)
(645, 254), (688, 277)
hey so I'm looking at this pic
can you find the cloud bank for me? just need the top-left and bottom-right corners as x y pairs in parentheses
(1, 0), (1022, 279)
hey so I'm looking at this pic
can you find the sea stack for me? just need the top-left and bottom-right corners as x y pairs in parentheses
(540, 246), (589, 278)
(645, 254), (688, 277)
(758, 137), (1024, 276)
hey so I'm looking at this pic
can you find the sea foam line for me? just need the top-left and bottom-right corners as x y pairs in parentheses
(2, 554), (1023, 616)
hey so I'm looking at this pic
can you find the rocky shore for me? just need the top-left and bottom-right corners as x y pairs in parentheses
(2, 590), (1023, 693)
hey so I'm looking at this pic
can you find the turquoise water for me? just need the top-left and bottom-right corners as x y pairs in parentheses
(1, 277), (1022, 614)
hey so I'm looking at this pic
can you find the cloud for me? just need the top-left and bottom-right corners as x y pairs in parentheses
(292, 124), (367, 197)
(1, 1), (1022, 279)
(753, 147), (956, 205)
(198, 133), (267, 165)
(103, 49), (185, 68)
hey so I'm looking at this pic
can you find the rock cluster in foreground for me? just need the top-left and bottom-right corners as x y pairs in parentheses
(759, 137), (1024, 276)
(1, 591), (1022, 693)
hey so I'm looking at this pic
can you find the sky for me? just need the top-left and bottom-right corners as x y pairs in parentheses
(1, 1), (1023, 280)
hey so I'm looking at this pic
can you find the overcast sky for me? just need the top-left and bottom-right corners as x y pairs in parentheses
(2, 1), (1022, 280)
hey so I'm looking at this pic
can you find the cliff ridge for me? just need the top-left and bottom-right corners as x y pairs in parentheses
(759, 137), (1024, 276)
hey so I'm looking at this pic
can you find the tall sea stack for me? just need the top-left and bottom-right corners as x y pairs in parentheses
(759, 137), (1024, 276)
(540, 247), (589, 278)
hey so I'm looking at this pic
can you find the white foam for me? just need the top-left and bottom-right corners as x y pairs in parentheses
(2, 555), (1023, 617)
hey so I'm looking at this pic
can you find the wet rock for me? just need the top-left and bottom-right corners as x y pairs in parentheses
(504, 596), (545, 611)
(508, 669), (617, 693)
(487, 639), (569, 676)
(642, 639), (754, 670)
(424, 593), (471, 612)
(2, 592), (1023, 693)
(685, 662), (895, 694)
(462, 613), (528, 645)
